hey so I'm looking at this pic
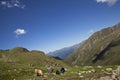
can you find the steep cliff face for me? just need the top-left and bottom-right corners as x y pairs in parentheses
(66, 23), (120, 66)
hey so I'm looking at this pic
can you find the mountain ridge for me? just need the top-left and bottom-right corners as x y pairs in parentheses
(0, 47), (68, 67)
(47, 43), (82, 59)
(65, 23), (120, 66)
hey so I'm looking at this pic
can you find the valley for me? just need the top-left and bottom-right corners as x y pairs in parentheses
(1, 23), (120, 80)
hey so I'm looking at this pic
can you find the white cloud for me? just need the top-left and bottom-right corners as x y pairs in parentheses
(14, 28), (26, 36)
(0, 0), (25, 9)
(96, 0), (118, 6)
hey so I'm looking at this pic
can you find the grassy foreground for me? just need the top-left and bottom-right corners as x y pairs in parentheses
(0, 62), (120, 80)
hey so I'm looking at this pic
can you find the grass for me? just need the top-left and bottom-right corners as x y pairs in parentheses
(0, 47), (119, 80)
(0, 48), (68, 80)
(0, 62), (117, 80)
(0, 60), (119, 80)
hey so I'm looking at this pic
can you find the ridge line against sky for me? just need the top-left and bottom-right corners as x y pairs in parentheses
(0, 0), (120, 53)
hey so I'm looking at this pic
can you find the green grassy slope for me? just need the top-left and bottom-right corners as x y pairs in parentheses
(0, 47), (68, 67)
(0, 47), (68, 80)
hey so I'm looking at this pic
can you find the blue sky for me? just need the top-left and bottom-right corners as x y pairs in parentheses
(0, 0), (120, 53)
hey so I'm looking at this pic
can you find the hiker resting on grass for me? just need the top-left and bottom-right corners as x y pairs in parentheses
(47, 66), (54, 73)
(60, 67), (65, 73)
(56, 70), (60, 75)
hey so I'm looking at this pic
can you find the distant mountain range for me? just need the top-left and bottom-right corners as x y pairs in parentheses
(47, 43), (83, 59)
(1, 23), (120, 66)
(65, 23), (120, 66)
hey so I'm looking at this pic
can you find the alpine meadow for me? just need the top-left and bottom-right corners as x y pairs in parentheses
(1, 0), (120, 80)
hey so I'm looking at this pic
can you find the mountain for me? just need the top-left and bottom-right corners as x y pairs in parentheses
(65, 23), (120, 66)
(47, 43), (82, 59)
(0, 47), (68, 67)
(0, 47), (69, 80)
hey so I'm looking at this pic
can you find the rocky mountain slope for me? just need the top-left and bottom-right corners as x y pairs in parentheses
(47, 43), (81, 59)
(65, 23), (120, 66)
